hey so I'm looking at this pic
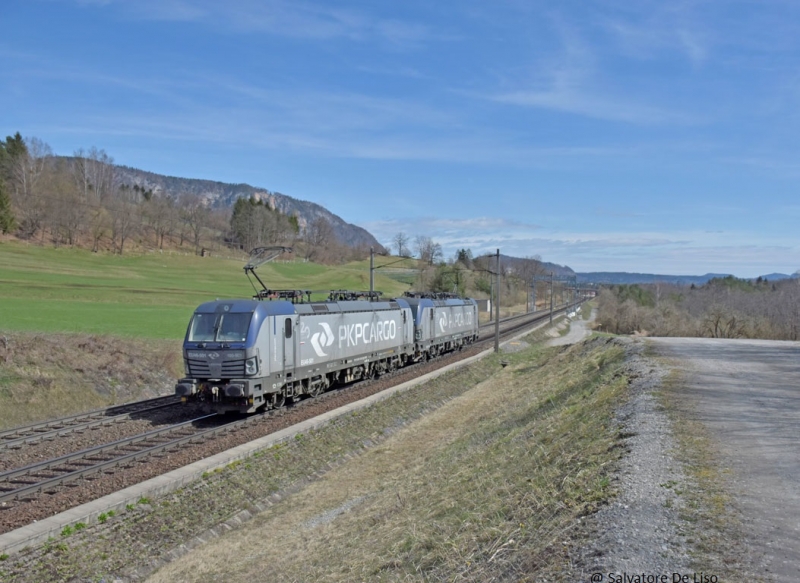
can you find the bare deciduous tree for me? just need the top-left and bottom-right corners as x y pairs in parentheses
(47, 167), (84, 246)
(72, 147), (115, 202)
(392, 232), (410, 257)
(303, 216), (334, 261)
(181, 194), (209, 254)
(88, 206), (111, 252)
(110, 189), (138, 254)
(141, 195), (176, 249)
(414, 235), (442, 265)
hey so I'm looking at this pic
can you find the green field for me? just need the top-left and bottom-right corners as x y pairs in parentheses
(0, 242), (412, 339)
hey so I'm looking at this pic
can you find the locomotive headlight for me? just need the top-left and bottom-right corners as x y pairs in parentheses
(245, 357), (259, 376)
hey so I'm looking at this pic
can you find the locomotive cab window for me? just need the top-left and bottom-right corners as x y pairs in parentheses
(218, 313), (251, 342)
(188, 311), (253, 343)
(188, 313), (216, 342)
(284, 318), (293, 338)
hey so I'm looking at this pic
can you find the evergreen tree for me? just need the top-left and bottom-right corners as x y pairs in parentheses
(0, 132), (27, 186)
(0, 179), (15, 234)
(230, 196), (298, 250)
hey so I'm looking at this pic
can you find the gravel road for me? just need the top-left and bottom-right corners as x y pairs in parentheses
(648, 337), (800, 582)
(546, 316), (800, 581)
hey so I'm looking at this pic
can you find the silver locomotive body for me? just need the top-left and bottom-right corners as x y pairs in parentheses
(176, 298), (415, 413)
(403, 297), (479, 358)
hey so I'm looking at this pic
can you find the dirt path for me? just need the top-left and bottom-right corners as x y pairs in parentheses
(649, 337), (800, 581)
(546, 308), (595, 347)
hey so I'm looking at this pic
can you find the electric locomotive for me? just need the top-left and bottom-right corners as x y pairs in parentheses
(175, 295), (414, 413)
(175, 247), (479, 414)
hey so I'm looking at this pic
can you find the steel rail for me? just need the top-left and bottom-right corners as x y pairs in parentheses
(0, 400), (184, 451)
(0, 395), (181, 448)
(478, 302), (578, 340)
(477, 303), (575, 333)
(0, 414), (220, 504)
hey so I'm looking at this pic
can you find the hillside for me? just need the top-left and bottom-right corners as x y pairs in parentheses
(111, 163), (384, 250)
(499, 254), (575, 277)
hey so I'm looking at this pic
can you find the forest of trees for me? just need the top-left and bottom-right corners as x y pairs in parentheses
(0, 132), (367, 263)
(596, 276), (800, 341)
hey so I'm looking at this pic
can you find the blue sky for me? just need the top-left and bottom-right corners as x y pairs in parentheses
(3, 0), (800, 276)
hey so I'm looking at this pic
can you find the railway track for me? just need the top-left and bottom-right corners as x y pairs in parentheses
(0, 413), (222, 505)
(0, 303), (579, 531)
(478, 303), (575, 341)
(0, 395), (181, 450)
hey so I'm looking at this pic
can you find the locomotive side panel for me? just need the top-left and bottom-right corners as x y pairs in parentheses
(295, 308), (411, 368)
(431, 300), (478, 341)
(404, 297), (479, 358)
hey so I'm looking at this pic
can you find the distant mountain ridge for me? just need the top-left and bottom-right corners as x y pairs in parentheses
(499, 255), (575, 277)
(576, 272), (798, 285)
(112, 164), (384, 251)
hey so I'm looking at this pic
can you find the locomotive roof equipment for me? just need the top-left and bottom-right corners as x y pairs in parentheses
(327, 290), (383, 302)
(243, 246), (312, 303)
(403, 291), (462, 300)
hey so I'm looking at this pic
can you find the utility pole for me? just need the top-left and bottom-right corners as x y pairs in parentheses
(495, 248), (500, 353)
(488, 277), (493, 323)
(526, 276), (532, 313)
(369, 247), (374, 299)
(549, 271), (554, 324)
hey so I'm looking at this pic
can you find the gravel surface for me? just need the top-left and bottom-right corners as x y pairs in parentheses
(648, 337), (800, 582)
(570, 338), (693, 579)
(0, 405), (198, 473)
(547, 309), (594, 347)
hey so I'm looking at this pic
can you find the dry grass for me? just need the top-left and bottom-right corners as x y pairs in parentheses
(0, 331), (182, 429)
(148, 337), (629, 583)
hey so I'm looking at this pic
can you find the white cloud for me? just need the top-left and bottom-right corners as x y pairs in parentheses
(485, 13), (700, 125)
(76, 0), (439, 45)
(600, 6), (710, 66)
(492, 88), (693, 125)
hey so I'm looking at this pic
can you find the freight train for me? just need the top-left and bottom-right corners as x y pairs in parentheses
(175, 290), (479, 414)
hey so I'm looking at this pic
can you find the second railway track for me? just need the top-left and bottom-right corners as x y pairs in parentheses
(0, 395), (182, 450)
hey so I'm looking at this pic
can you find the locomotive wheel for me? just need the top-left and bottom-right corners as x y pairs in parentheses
(272, 392), (286, 409)
(308, 381), (322, 397)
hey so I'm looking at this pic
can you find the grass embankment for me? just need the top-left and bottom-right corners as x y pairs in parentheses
(0, 332), (183, 429)
(0, 335), (632, 582)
